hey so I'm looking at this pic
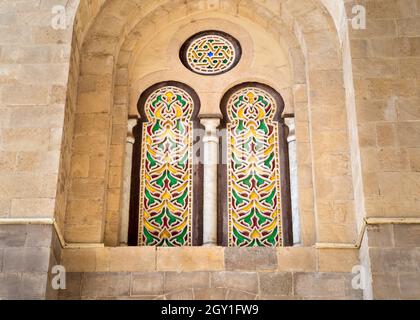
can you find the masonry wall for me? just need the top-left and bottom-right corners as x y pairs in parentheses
(59, 247), (362, 300)
(0, 0), (77, 299)
(344, 0), (420, 299)
(0, 224), (61, 299)
(0, 0), (419, 301)
(366, 224), (420, 299)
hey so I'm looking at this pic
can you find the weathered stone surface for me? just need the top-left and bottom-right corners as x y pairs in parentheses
(0, 225), (27, 247)
(131, 272), (164, 296)
(294, 273), (347, 298)
(61, 249), (96, 272)
(225, 247), (277, 271)
(211, 272), (258, 294)
(0, 248), (3, 272)
(165, 289), (194, 300)
(371, 273), (400, 300)
(164, 272), (210, 292)
(318, 249), (359, 273)
(194, 288), (227, 300)
(394, 224), (420, 247)
(259, 272), (293, 296)
(277, 247), (316, 272)
(58, 273), (82, 300)
(157, 247), (223, 272)
(25, 225), (53, 248)
(0, 273), (22, 299)
(226, 290), (257, 300)
(369, 248), (420, 273)
(3, 247), (50, 272)
(81, 272), (130, 298)
(399, 273), (420, 299)
(21, 272), (48, 300)
(367, 224), (394, 247)
(109, 247), (156, 272)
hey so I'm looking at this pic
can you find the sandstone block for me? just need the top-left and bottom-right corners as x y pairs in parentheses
(25, 225), (53, 248)
(131, 272), (164, 296)
(277, 247), (317, 272)
(259, 272), (292, 296)
(61, 249), (96, 272)
(0, 225), (27, 247)
(399, 273), (420, 299)
(58, 272), (82, 300)
(211, 272), (258, 294)
(225, 247), (277, 271)
(11, 198), (55, 218)
(0, 273), (22, 299)
(164, 272), (209, 292)
(81, 272), (130, 298)
(318, 249), (359, 273)
(21, 272), (48, 299)
(4, 247), (50, 272)
(165, 289), (194, 300)
(367, 224), (394, 247)
(369, 248), (420, 273)
(294, 273), (346, 298)
(109, 247), (155, 272)
(157, 247), (224, 272)
(394, 224), (420, 247)
(226, 290), (257, 300)
(371, 273), (400, 300)
(194, 288), (227, 300)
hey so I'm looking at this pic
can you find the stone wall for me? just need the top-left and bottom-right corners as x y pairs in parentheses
(367, 224), (420, 299)
(59, 271), (361, 300)
(59, 247), (362, 300)
(344, 0), (420, 299)
(0, 0), (419, 301)
(0, 224), (60, 300)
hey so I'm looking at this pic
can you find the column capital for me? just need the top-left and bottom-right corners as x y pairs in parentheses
(285, 117), (296, 143)
(200, 117), (221, 131)
(127, 117), (138, 144)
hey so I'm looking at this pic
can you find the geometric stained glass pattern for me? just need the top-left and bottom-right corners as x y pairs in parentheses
(138, 86), (194, 246)
(226, 87), (283, 247)
(181, 31), (241, 75)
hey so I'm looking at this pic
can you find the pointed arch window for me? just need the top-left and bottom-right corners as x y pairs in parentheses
(220, 83), (293, 247)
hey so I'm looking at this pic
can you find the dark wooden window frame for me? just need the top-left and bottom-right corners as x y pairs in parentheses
(128, 81), (203, 246)
(179, 30), (243, 76)
(219, 82), (294, 247)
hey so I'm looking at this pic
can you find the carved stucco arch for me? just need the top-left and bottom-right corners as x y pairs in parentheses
(61, 0), (358, 247)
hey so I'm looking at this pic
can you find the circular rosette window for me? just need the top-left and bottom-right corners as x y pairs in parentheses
(180, 30), (242, 75)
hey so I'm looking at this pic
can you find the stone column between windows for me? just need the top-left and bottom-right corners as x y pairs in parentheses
(200, 117), (221, 246)
(120, 118), (138, 246)
(285, 117), (301, 245)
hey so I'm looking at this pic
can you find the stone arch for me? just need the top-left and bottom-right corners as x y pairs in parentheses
(60, 0), (357, 248)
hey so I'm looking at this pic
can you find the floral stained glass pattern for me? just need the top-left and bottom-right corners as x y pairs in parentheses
(181, 31), (241, 75)
(138, 86), (194, 246)
(227, 87), (283, 247)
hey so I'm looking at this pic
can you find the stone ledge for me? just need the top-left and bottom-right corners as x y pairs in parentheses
(60, 246), (360, 273)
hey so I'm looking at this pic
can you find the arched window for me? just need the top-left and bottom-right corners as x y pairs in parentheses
(129, 82), (202, 247)
(220, 83), (293, 247)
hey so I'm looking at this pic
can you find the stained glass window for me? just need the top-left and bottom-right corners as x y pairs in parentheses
(226, 86), (286, 247)
(138, 85), (195, 246)
(180, 31), (241, 75)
